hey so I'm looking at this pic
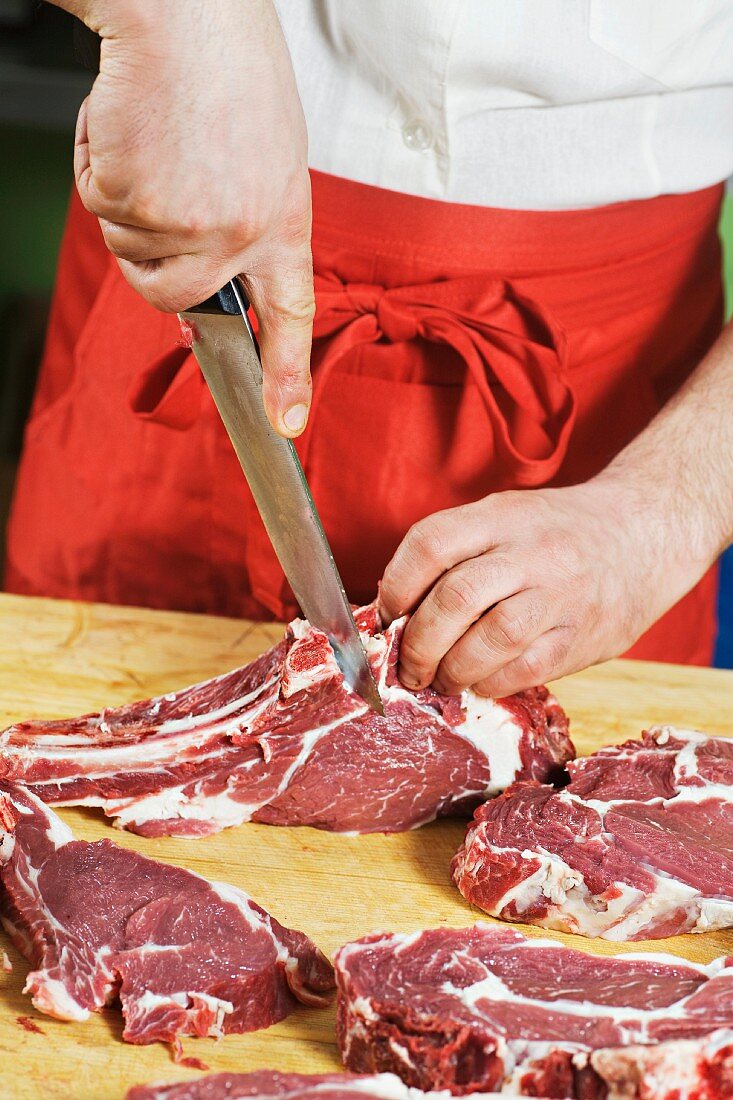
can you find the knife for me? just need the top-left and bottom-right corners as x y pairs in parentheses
(180, 280), (384, 715)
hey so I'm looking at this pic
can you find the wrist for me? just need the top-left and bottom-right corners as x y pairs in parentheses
(591, 461), (718, 597)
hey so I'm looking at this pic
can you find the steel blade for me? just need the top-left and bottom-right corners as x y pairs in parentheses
(180, 282), (384, 715)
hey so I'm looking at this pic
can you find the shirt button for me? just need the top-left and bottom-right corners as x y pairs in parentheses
(402, 119), (433, 152)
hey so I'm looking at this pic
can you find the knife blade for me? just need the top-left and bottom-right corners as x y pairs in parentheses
(180, 279), (384, 715)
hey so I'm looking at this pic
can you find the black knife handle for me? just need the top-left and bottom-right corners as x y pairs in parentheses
(188, 280), (252, 316)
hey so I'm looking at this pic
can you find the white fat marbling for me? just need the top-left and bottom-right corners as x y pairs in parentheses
(457, 694), (524, 793)
(25, 973), (90, 1022)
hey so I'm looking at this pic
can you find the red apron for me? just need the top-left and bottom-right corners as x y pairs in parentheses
(5, 172), (723, 664)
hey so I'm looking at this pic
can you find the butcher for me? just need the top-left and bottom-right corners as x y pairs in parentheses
(6, 1), (733, 698)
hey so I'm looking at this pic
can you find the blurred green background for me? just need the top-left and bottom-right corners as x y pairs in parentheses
(1, 119), (732, 665)
(0, 126), (70, 297)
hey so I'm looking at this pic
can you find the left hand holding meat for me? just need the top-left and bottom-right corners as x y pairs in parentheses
(379, 478), (667, 697)
(380, 323), (733, 696)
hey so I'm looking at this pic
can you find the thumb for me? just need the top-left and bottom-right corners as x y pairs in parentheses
(244, 249), (315, 438)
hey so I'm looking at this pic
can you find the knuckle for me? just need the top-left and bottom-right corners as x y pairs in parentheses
(516, 635), (570, 686)
(523, 596), (546, 634)
(483, 489), (528, 530)
(78, 182), (114, 221)
(489, 489), (521, 515)
(515, 649), (548, 685)
(490, 596), (546, 651)
(278, 201), (313, 246)
(269, 362), (311, 394)
(236, 205), (270, 243)
(406, 518), (448, 569)
(541, 528), (581, 573)
(546, 635), (571, 673)
(256, 262), (316, 331)
(101, 224), (144, 263)
(485, 608), (525, 652)
(180, 208), (219, 240)
(272, 294), (316, 328)
(433, 571), (483, 619)
(113, 182), (187, 236)
(123, 266), (194, 315)
(100, 226), (126, 258)
(115, 184), (162, 229)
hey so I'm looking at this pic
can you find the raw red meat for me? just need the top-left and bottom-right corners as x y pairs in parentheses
(0, 604), (572, 837)
(126, 1071), (507, 1100)
(452, 726), (733, 940)
(0, 781), (333, 1053)
(335, 924), (733, 1097)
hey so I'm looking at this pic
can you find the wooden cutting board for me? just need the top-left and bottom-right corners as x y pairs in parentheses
(0, 591), (730, 1100)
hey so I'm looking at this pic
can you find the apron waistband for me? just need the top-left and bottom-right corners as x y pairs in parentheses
(310, 170), (724, 273)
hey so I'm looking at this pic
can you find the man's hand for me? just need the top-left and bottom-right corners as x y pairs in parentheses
(55, 0), (313, 437)
(378, 472), (721, 698)
(380, 283), (733, 698)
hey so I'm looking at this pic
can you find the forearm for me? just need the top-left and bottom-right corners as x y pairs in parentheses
(596, 320), (733, 584)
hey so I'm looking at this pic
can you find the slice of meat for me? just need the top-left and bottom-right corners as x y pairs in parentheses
(451, 726), (733, 940)
(586, 1030), (733, 1100)
(0, 602), (573, 837)
(334, 924), (733, 1097)
(0, 781), (333, 1053)
(125, 1071), (507, 1100)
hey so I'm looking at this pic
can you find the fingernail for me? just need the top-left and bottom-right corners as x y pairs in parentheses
(436, 682), (461, 697)
(399, 666), (421, 691)
(283, 403), (308, 433)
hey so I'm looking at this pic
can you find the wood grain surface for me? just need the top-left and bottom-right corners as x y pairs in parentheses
(0, 592), (730, 1100)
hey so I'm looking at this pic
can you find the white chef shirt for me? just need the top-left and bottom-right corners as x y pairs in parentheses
(275, 0), (733, 210)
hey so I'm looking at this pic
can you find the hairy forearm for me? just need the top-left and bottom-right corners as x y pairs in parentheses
(597, 320), (733, 581)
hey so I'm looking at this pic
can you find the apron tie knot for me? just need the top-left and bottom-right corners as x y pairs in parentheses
(311, 271), (575, 485)
(127, 270), (576, 485)
(375, 293), (421, 343)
